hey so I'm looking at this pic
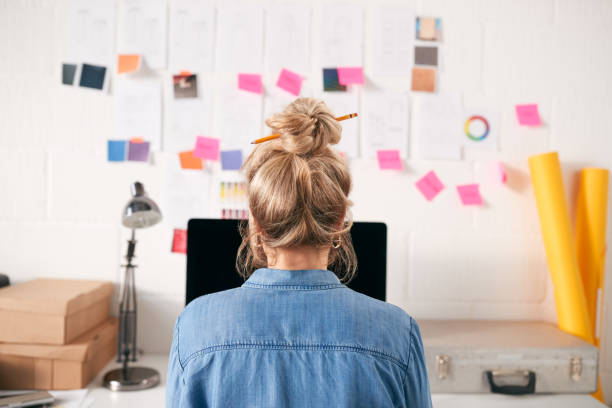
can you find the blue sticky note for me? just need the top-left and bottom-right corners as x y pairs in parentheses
(221, 150), (243, 170)
(79, 63), (106, 90)
(108, 140), (127, 162)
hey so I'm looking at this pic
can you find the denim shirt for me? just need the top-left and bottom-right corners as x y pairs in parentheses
(166, 268), (432, 407)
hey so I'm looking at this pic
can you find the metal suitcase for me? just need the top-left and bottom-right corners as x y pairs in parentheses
(419, 320), (598, 394)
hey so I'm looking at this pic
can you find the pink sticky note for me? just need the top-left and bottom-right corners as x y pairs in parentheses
(193, 136), (220, 160)
(276, 68), (302, 96)
(238, 73), (263, 94)
(337, 67), (365, 85)
(457, 184), (483, 206)
(515, 104), (541, 126)
(377, 150), (403, 170)
(415, 171), (445, 201)
(497, 162), (507, 184)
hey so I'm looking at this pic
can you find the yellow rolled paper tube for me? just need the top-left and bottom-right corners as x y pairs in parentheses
(528, 152), (594, 344)
(575, 168), (609, 347)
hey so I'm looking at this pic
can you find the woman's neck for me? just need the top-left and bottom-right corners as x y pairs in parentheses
(266, 245), (329, 271)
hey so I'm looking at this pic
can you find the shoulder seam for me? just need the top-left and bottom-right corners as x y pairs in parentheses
(177, 317), (184, 371)
(182, 342), (408, 371)
(403, 317), (415, 383)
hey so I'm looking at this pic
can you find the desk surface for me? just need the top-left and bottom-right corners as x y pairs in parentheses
(86, 354), (608, 408)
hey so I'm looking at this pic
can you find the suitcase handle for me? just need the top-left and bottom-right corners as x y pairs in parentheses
(485, 370), (536, 395)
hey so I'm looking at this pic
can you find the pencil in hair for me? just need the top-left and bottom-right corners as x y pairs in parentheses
(251, 113), (359, 144)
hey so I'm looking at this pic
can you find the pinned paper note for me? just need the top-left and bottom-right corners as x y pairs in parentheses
(415, 171), (444, 201)
(497, 162), (507, 184)
(179, 150), (203, 170)
(117, 54), (140, 74)
(238, 73), (263, 94)
(515, 104), (541, 126)
(323, 68), (346, 92)
(62, 63), (77, 85)
(193, 136), (220, 160)
(130, 137), (145, 143)
(376, 150), (403, 170)
(416, 17), (441, 41)
(457, 184), (483, 205)
(79, 63), (106, 90)
(276, 68), (302, 96)
(337, 67), (365, 85)
(107, 140), (127, 162)
(411, 67), (436, 92)
(414, 46), (438, 66)
(127, 141), (150, 162)
(171, 229), (187, 254)
(221, 150), (243, 170)
(173, 74), (198, 99)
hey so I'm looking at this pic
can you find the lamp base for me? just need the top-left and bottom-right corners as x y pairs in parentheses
(103, 366), (160, 391)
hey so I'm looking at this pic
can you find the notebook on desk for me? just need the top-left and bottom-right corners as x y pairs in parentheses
(186, 219), (387, 305)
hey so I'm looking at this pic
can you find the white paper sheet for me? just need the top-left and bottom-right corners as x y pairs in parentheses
(412, 93), (464, 160)
(164, 75), (213, 153)
(114, 78), (162, 150)
(213, 87), (263, 153)
(64, 0), (115, 67)
(215, 6), (264, 72)
(266, 5), (311, 75)
(362, 91), (410, 158)
(163, 156), (211, 228)
(319, 5), (364, 67)
(370, 6), (414, 76)
(169, 0), (215, 73)
(117, 0), (167, 69)
(319, 90), (360, 158)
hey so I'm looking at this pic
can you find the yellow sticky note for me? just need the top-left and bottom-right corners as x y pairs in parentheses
(117, 54), (140, 74)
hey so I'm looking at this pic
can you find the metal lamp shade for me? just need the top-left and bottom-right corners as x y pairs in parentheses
(122, 182), (162, 229)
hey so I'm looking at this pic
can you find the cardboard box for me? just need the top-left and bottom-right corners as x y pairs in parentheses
(0, 278), (114, 345)
(0, 318), (118, 390)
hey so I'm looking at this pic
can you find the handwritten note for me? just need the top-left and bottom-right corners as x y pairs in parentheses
(337, 67), (365, 85)
(171, 229), (187, 254)
(497, 162), (507, 184)
(276, 68), (302, 96)
(221, 150), (243, 170)
(127, 141), (150, 162)
(179, 150), (203, 170)
(117, 54), (140, 74)
(415, 171), (444, 201)
(107, 140), (127, 162)
(457, 184), (483, 206)
(238, 73), (263, 94)
(376, 150), (403, 170)
(193, 136), (220, 160)
(515, 104), (541, 126)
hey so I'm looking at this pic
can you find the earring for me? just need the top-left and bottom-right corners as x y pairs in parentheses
(331, 235), (341, 249)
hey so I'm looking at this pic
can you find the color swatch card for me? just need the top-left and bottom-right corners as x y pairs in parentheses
(79, 64), (107, 90)
(117, 54), (140, 74)
(221, 150), (243, 170)
(238, 73), (263, 94)
(515, 104), (541, 126)
(276, 68), (302, 96)
(337, 67), (365, 85)
(179, 150), (203, 170)
(127, 141), (150, 162)
(193, 136), (220, 160)
(62, 63), (77, 85)
(171, 229), (187, 254)
(457, 184), (483, 205)
(108, 140), (127, 162)
(377, 150), (403, 170)
(416, 17), (441, 41)
(411, 67), (436, 92)
(415, 171), (444, 201)
(414, 46), (438, 66)
(322, 68), (346, 91)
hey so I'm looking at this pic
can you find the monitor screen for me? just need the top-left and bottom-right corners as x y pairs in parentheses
(186, 219), (387, 305)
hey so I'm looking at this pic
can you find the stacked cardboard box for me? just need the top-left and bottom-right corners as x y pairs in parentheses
(0, 279), (117, 389)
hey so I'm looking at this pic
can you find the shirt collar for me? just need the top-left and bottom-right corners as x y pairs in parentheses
(243, 268), (343, 289)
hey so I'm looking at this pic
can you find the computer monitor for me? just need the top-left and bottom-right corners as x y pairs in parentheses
(186, 219), (387, 305)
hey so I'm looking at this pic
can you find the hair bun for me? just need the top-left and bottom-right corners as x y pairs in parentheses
(265, 98), (342, 156)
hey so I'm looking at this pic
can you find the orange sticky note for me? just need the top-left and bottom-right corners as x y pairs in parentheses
(411, 67), (436, 92)
(179, 150), (203, 170)
(130, 137), (145, 143)
(117, 54), (140, 74)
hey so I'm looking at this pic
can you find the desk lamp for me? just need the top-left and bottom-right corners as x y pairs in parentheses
(103, 181), (162, 391)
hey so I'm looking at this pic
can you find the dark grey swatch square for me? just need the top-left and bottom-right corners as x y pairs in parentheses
(62, 63), (77, 85)
(79, 63), (106, 90)
(414, 46), (438, 66)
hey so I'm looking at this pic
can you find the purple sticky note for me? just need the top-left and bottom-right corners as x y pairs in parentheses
(276, 68), (302, 96)
(515, 104), (541, 126)
(238, 73), (263, 94)
(337, 67), (365, 85)
(415, 171), (444, 201)
(127, 141), (150, 162)
(377, 150), (403, 170)
(221, 150), (243, 170)
(457, 184), (483, 205)
(193, 136), (220, 160)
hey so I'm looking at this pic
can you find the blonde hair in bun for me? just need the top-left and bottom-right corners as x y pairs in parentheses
(236, 97), (357, 282)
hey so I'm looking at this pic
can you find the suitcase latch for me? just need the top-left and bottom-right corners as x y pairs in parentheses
(436, 354), (450, 380)
(569, 357), (582, 381)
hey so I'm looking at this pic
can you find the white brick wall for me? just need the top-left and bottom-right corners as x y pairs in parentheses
(1, 0), (612, 402)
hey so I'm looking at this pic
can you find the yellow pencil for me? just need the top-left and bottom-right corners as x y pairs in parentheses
(251, 113), (358, 144)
